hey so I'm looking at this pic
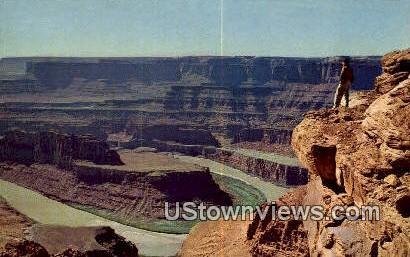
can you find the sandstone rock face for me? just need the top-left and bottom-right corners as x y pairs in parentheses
(247, 187), (309, 257)
(207, 148), (308, 186)
(0, 161), (231, 220)
(233, 127), (293, 145)
(179, 186), (310, 257)
(177, 50), (407, 257)
(292, 49), (410, 257)
(148, 140), (207, 156)
(0, 130), (123, 166)
(362, 78), (410, 170)
(179, 219), (252, 257)
(129, 124), (220, 148)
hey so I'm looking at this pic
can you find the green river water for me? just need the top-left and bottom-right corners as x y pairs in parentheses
(0, 156), (288, 256)
(0, 179), (185, 257)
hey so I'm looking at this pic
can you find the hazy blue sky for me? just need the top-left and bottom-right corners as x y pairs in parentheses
(1, 0), (409, 57)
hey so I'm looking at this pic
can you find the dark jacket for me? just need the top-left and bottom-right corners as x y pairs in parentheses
(340, 66), (354, 84)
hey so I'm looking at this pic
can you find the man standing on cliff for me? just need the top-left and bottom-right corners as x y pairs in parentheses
(333, 58), (354, 108)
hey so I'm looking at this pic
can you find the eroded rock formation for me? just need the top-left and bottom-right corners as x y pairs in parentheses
(291, 48), (410, 256)
(0, 56), (381, 145)
(247, 187), (309, 257)
(206, 148), (308, 186)
(133, 125), (220, 147)
(233, 127), (293, 145)
(180, 49), (409, 257)
(16, 57), (380, 89)
(0, 227), (139, 257)
(0, 198), (139, 257)
(0, 160), (231, 222)
(0, 130), (231, 230)
(0, 198), (33, 249)
(0, 130), (123, 166)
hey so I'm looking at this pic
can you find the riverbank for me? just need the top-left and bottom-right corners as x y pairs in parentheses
(0, 179), (185, 257)
(0, 154), (289, 256)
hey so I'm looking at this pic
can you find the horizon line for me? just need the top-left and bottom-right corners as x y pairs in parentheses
(0, 54), (384, 59)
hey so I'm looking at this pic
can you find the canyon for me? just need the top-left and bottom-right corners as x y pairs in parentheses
(205, 147), (308, 186)
(1, 53), (395, 257)
(179, 49), (410, 257)
(0, 56), (380, 144)
(0, 131), (232, 227)
(0, 55), (381, 187)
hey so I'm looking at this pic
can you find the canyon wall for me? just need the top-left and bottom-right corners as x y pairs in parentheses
(0, 130), (122, 166)
(20, 57), (380, 89)
(0, 56), (381, 144)
(206, 148), (308, 186)
(0, 130), (231, 221)
(131, 124), (220, 147)
(290, 49), (409, 256)
(0, 162), (231, 220)
(179, 49), (409, 257)
(233, 127), (293, 144)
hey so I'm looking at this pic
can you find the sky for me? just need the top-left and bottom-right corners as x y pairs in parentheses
(0, 0), (409, 57)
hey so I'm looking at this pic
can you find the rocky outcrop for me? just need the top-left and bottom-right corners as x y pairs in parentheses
(32, 226), (139, 257)
(0, 160), (231, 221)
(180, 49), (408, 257)
(178, 186), (310, 257)
(0, 198), (33, 249)
(0, 130), (231, 226)
(0, 196), (139, 257)
(0, 227), (139, 257)
(148, 140), (207, 156)
(131, 124), (220, 147)
(247, 187), (309, 257)
(206, 148), (308, 186)
(233, 127), (293, 145)
(291, 49), (410, 256)
(0, 130), (123, 166)
(178, 219), (253, 257)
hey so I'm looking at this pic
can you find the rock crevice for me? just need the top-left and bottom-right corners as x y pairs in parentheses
(291, 49), (410, 256)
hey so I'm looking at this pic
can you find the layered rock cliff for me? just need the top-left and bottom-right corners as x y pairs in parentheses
(0, 56), (381, 145)
(291, 49), (410, 256)
(0, 162), (231, 222)
(19, 57), (380, 89)
(127, 124), (220, 148)
(0, 131), (231, 227)
(233, 127), (293, 145)
(205, 148), (308, 186)
(0, 130), (122, 166)
(179, 49), (409, 257)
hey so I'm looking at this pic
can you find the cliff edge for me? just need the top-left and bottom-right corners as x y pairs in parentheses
(292, 49), (409, 256)
(179, 49), (409, 257)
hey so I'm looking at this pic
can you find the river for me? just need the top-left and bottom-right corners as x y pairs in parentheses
(0, 179), (185, 257)
(0, 156), (288, 256)
(176, 155), (288, 202)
